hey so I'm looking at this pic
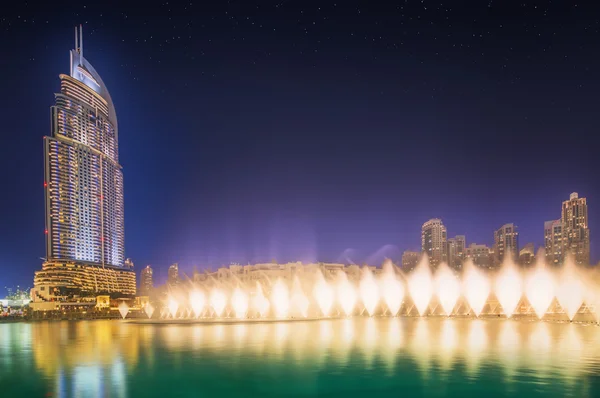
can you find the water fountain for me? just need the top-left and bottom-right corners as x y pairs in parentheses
(142, 255), (599, 324)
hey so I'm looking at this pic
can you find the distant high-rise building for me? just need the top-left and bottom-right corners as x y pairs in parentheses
(494, 224), (519, 263)
(168, 263), (179, 288)
(32, 26), (135, 303)
(421, 219), (447, 267)
(561, 192), (590, 265)
(447, 235), (466, 269)
(401, 250), (420, 271)
(465, 243), (493, 269)
(519, 243), (535, 266)
(140, 265), (153, 296)
(544, 219), (565, 265)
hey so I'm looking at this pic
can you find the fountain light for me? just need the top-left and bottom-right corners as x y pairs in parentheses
(271, 279), (290, 318)
(167, 297), (179, 318)
(291, 277), (309, 318)
(189, 290), (205, 318)
(209, 288), (227, 317)
(525, 262), (555, 319)
(118, 301), (129, 319)
(462, 262), (490, 317)
(556, 261), (585, 320)
(380, 261), (404, 316)
(408, 258), (433, 316)
(144, 302), (155, 319)
(434, 263), (460, 316)
(314, 270), (335, 316)
(494, 259), (523, 317)
(231, 287), (249, 318)
(252, 282), (270, 318)
(336, 272), (357, 316)
(359, 267), (380, 316)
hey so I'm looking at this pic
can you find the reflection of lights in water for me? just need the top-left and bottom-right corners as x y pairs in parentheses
(438, 319), (458, 370)
(359, 268), (380, 316)
(462, 265), (490, 317)
(382, 317), (403, 372)
(380, 264), (404, 316)
(495, 264), (523, 317)
(411, 319), (432, 376)
(525, 264), (555, 319)
(527, 322), (552, 357)
(191, 326), (203, 350)
(336, 273), (357, 316)
(271, 279), (290, 318)
(210, 289), (227, 317)
(362, 317), (378, 368)
(557, 326), (584, 383)
(498, 321), (520, 381)
(189, 290), (205, 318)
(313, 270), (335, 316)
(464, 320), (488, 376)
(435, 264), (460, 316)
(408, 261), (433, 316)
(73, 365), (103, 398)
(556, 267), (585, 320)
(231, 288), (249, 319)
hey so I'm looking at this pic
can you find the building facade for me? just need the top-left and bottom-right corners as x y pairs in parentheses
(561, 192), (590, 265)
(33, 27), (134, 303)
(168, 263), (179, 288)
(140, 265), (153, 296)
(447, 235), (466, 269)
(544, 219), (565, 265)
(493, 223), (519, 263)
(519, 243), (535, 266)
(465, 243), (493, 269)
(421, 219), (447, 267)
(401, 250), (420, 271)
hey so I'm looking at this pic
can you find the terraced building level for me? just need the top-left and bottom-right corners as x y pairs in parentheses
(32, 26), (135, 302)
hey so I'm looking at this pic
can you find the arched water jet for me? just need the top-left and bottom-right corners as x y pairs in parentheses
(408, 257), (433, 316)
(494, 258), (523, 317)
(336, 271), (357, 316)
(380, 260), (404, 316)
(359, 267), (379, 316)
(525, 259), (555, 319)
(313, 270), (334, 316)
(434, 263), (460, 316)
(462, 261), (491, 317)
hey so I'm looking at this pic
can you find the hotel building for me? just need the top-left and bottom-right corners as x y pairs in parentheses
(545, 192), (590, 265)
(493, 223), (519, 263)
(421, 219), (447, 267)
(32, 27), (135, 303)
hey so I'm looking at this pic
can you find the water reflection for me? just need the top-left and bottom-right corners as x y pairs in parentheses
(0, 318), (599, 397)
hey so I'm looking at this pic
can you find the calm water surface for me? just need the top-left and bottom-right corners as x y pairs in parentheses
(1, 318), (599, 397)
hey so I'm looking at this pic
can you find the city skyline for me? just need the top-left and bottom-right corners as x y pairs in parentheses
(0, 2), (598, 288)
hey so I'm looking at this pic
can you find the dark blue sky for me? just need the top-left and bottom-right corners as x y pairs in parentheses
(0, 1), (598, 287)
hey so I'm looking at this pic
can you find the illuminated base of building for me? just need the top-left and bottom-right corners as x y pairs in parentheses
(31, 261), (136, 307)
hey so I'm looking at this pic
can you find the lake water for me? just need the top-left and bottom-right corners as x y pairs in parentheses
(0, 318), (599, 397)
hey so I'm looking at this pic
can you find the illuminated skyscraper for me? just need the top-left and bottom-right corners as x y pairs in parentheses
(32, 26), (134, 303)
(493, 223), (519, 263)
(168, 263), (179, 288)
(421, 219), (447, 267)
(140, 265), (153, 296)
(561, 192), (589, 265)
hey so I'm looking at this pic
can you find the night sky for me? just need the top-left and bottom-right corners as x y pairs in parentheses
(0, 1), (598, 287)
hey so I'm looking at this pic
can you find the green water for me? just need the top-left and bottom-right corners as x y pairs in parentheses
(0, 318), (599, 397)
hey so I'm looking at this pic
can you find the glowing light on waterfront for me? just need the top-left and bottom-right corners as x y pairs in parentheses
(408, 258), (433, 316)
(435, 263), (460, 316)
(144, 303), (155, 319)
(118, 302), (129, 319)
(494, 261), (523, 317)
(336, 272), (357, 316)
(167, 297), (179, 318)
(209, 289), (227, 317)
(231, 287), (248, 318)
(189, 290), (205, 318)
(380, 261), (404, 316)
(556, 264), (585, 320)
(359, 267), (379, 316)
(525, 262), (555, 319)
(271, 279), (290, 318)
(462, 263), (490, 316)
(313, 270), (334, 316)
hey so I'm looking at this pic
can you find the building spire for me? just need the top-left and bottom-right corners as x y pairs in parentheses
(75, 25), (79, 52)
(79, 24), (83, 57)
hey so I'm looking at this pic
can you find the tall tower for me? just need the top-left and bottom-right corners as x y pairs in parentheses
(32, 27), (134, 303)
(561, 192), (589, 265)
(544, 219), (565, 265)
(421, 219), (447, 267)
(44, 25), (124, 266)
(140, 265), (154, 296)
(494, 223), (519, 264)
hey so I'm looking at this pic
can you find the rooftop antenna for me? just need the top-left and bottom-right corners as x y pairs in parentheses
(74, 25), (79, 52)
(79, 24), (83, 57)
